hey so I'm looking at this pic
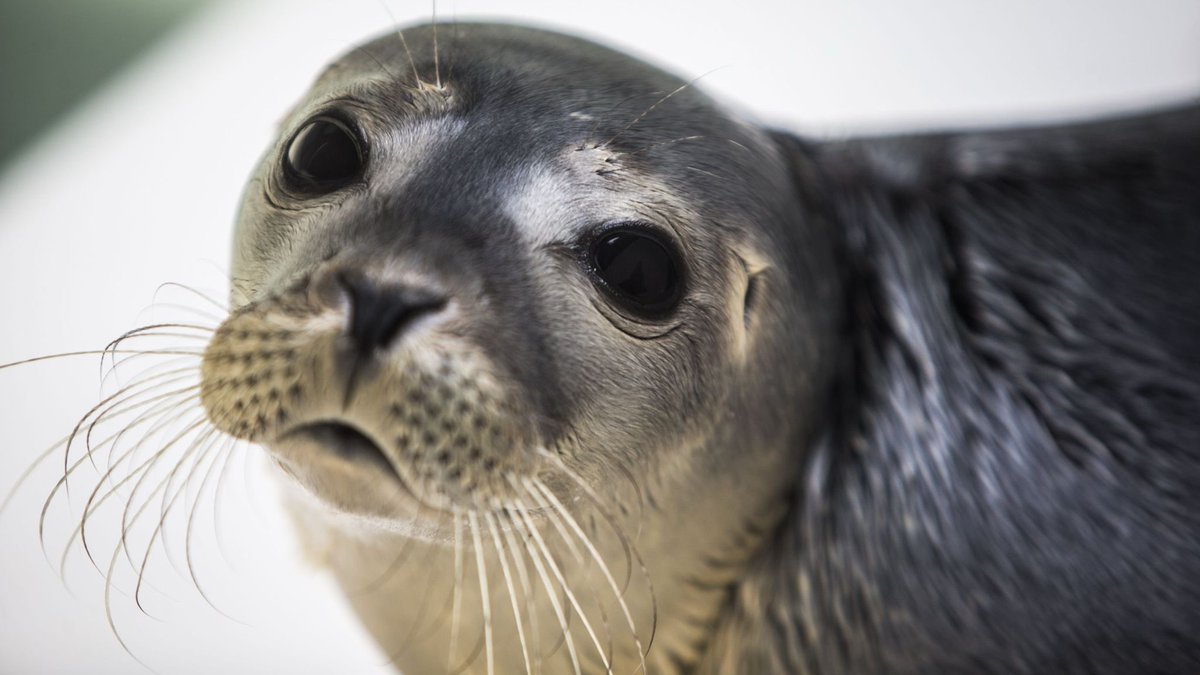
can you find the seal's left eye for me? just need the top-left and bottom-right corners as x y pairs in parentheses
(589, 227), (683, 316)
(283, 117), (364, 191)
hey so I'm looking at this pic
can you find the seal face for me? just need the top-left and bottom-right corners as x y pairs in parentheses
(199, 22), (838, 674)
(194, 20), (1200, 675)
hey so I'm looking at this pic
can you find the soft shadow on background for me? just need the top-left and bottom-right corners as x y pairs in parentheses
(1, 1), (1197, 673)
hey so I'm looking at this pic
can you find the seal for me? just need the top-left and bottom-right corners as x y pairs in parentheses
(192, 22), (1200, 674)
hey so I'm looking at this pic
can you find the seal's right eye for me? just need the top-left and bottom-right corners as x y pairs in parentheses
(283, 116), (364, 192)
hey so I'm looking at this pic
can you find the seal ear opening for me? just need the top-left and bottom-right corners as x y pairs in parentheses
(733, 251), (771, 353)
(742, 271), (760, 329)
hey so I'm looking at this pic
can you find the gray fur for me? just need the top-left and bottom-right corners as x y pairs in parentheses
(207, 22), (1200, 674)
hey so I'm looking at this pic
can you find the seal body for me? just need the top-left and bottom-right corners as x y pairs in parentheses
(196, 22), (1200, 674)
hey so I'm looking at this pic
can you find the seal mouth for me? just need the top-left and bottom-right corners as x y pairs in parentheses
(281, 420), (402, 482)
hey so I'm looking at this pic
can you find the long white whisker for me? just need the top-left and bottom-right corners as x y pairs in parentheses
(63, 367), (200, 487)
(535, 447), (655, 629)
(54, 384), (202, 555)
(509, 478), (610, 673)
(601, 68), (725, 148)
(378, 0), (424, 87)
(498, 507), (543, 675)
(55, 396), (204, 575)
(0, 348), (203, 372)
(506, 504), (582, 675)
(135, 426), (224, 614)
(151, 281), (229, 314)
(355, 501), (428, 594)
(468, 511), (495, 675)
(531, 477), (647, 673)
(523, 479), (615, 672)
(183, 435), (245, 622)
(208, 435), (246, 574)
(431, 0), (441, 89)
(485, 510), (532, 675)
(11, 378), (193, 524)
(387, 539), (446, 663)
(448, 509), (465, 670)
(101, 415), (209, 575)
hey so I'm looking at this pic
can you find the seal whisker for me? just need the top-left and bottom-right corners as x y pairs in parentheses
(46, 386), (203, 568)
(509, 480), (611, 674)
(621, 135), (707, 158)
(497, 507), (543, 674)
(88, 380), (203, 484)
(182, 436), (245, 622)
(101, 514), (156, 671)
(376, 1), (424, 87)
(85, 380), (204, 525)
(431, 0), (441, 90)
(152, 281), (230, 314)
(534, 449), (633, 591)
(383, 541), (445, 665)
(447, 509), (465, 670)
(90, 415), (208, 589)
(349, 43), (397, 80)
(91, 358), (201, 423)
(600, 67), (725, 149)
(467, 511), (495, 675)
(135, 301), (226, 326)
(509, 501), (582, 675)
(533, 448), (658, 654)
(578, 91), (662, 151)
(485, 509), (533, 675)
(102, 346), (204, 389)
(530, 477), (649, 673)
(206, 435), (246, 578)
(91, 378), (202, 490)
(20, 373), (197, 526)
(449, 631), (487, 675)
(96, 419), (224, 667)
(0, 348), (204, 372)
(443, 7), (460, 86)
(524, 479), (617, 673)
(104, 415), (210, 577)
(99, 354), (202, 398)
(135, 426), (225, 615)
(354, 504), (429, 594)
(611, 461), (646, 542)
(101, 321), (214, 375)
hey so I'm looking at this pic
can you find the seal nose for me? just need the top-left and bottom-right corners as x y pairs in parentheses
(338, 272), (447, 354)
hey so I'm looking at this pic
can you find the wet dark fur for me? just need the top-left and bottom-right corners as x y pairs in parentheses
(706, 107), (1200, 673)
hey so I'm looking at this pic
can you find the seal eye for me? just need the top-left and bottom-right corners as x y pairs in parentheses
(283, 116), (364, 191)
(589, 228), (683, 316)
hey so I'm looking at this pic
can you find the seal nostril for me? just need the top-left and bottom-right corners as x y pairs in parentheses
(337, 274), (447, 354)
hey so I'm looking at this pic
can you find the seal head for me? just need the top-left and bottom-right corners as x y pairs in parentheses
(199, 22), (839, 674)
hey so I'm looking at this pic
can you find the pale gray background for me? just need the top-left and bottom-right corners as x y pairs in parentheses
(1, 1), (1198, 673)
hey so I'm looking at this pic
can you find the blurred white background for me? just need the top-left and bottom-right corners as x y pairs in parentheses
(1, 0), (1197, 673)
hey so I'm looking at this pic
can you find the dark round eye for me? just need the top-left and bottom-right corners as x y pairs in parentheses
(589, 227), (683, 316)
(283, 116), (364, 191)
